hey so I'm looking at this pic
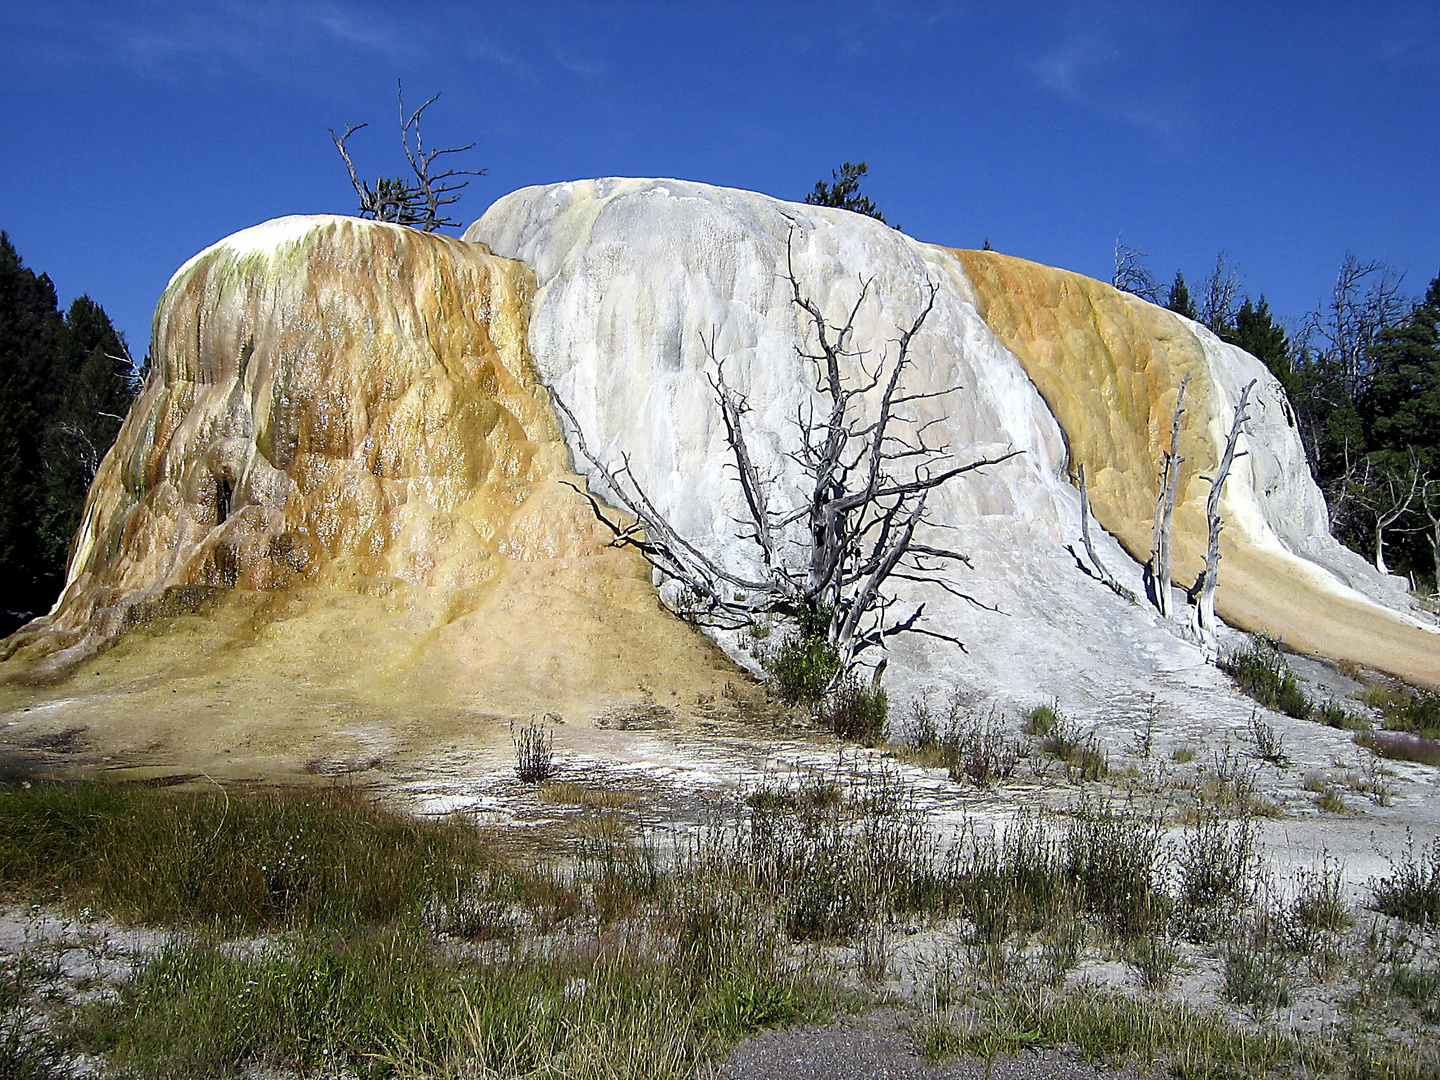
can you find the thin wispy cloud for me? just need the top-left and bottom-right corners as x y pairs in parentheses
(1032, 34), (1121, 99)
(92, 1), (422, 81)
(549, 45), (609, 80)
(1031, 29), (1185, 146)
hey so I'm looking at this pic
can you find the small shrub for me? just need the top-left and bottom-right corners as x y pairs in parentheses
(1219, 636), (1312, 720)
(820, 675), (888, 745)
(1314, 788), (1348, 814)
(513, 718), (555, 782)
(760, 609), (840, 707)
(1370, 834), (1440, 926)
(1223, 933), (1293, 1013)
(1361, 730), (1440, 766)
(1023, 703), (1058, 737)
(947, 710), (1020, 787)
(1248, 710), (1290, 766)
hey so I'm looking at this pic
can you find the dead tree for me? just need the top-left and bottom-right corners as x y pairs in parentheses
(330, 82), (484, 232)
(1146, 374), (1190, 619)
(1075, 463), (1137, 603)
(1112, 236), (1160, 303)
(1305, 254), (1408, 396)
(1418, 471), (1440, 592)
(554, 232), (1021, 682)
(1199, 252), (1242, 334)
(1349, 456), (1422, 575)
(1189, 380), (1256, 650)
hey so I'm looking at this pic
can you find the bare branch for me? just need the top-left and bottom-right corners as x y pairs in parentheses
(1189, 380), (1256, 651)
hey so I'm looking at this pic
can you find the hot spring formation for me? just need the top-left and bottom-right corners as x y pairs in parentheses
(5, 179), (1437, 717)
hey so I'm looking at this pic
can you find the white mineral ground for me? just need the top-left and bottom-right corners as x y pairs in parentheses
(0, 181), (1435, 896)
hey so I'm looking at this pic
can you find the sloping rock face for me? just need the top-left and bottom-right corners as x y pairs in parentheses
(1, 216), (737, 733)
(468, 178), (1438, 695)
(955, 250), (1435, 681)
(4, 181), (1437, 729)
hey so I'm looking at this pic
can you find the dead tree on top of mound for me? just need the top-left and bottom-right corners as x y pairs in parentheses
(553, 234), (1021, 683)
(330, 82), (485, 232)
(1112, 236), (1161, 303)
(1146, 375), (1190, 619)
(1189, 380), (1256, 651)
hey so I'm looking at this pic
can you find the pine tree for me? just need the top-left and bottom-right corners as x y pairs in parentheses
(1166, 272), (1197, 320)
(805, 162), (889, 224)
(1227, 296), (1294, 392)
(1367, 275), (1440, 473)
(0, 232), (134, 631)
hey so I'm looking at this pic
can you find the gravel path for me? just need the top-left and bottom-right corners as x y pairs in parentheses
(717, 1011), (1146, 1080)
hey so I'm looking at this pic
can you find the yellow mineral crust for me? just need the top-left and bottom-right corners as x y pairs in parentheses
(954, 248), (1440, 686)
(2, 218), (738, 740)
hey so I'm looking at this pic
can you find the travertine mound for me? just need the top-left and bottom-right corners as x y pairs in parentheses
(1, 216), (738, 736)
(5, 180), (1437, 738)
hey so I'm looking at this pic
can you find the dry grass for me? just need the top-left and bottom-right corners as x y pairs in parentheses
(538, 782), (642, 809)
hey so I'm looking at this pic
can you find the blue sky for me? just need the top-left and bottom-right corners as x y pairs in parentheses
(2, 1), (1436, 355)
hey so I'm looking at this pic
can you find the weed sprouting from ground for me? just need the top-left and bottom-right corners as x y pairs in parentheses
(1176, 800), (1258, 941)
(1063, 795), (1167, 936)
(1127, 929), (1180, 991)
(1318, 699), (1369, 730)
(1371, 834), (1440, 927)
(0, 949), (66, 1080)
(946, 709), (1020, 787)
(1248, 710), (1290, 767)
(1219, 636), (1311, 719)
(1223, 926), (1294, 1014)
(1280, 856), (1352, 953)
(820, 675), (888, 745)
(1023, 703), (1058, 737)
(1035, 709), (1108, 781)
(512, 716), (556, 782)
(898, 697), (1020, 787)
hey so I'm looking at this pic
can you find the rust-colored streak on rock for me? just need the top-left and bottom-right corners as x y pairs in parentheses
(954, 248), (1217, 576)
(1, 217), (742, 768)
(954, 248), (1440, 686)
(6, 218), (631, 683)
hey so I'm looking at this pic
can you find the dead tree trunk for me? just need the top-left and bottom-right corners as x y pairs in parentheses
(1371, 466), (1420, 576)
(1190, 380), (1256, 650)
(1076, 463), (1136, 603)
(1146, 375), (1190, 619)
